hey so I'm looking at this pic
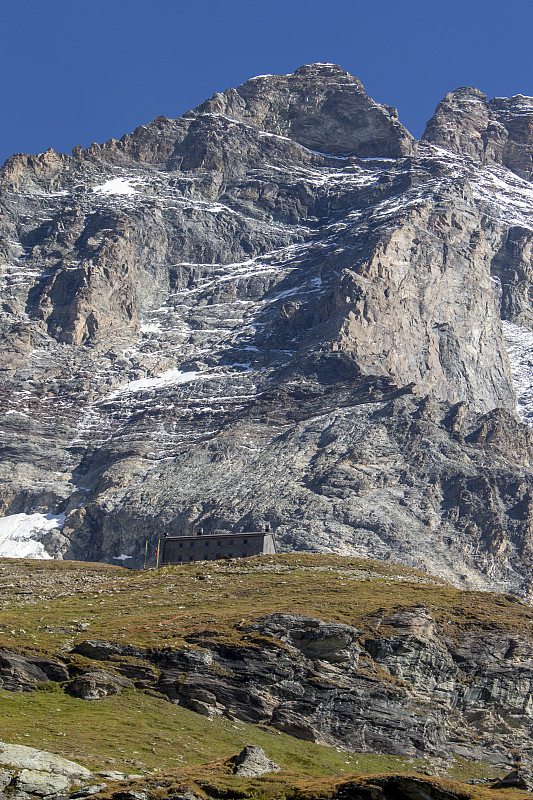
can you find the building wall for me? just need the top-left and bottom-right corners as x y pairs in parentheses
(162, 533), (276, 564)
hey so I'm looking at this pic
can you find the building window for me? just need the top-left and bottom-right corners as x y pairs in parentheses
(189, 555), (194, 561)
(179, 542), (183, 549)
(216, 553), (221, 559)
(217, 540), (221, 546)
(229, 553), (233, 558)
(190, 542), (194, 547)
(228, 538), (233, 544)
(177, 556), (182, 562)
(242, 551), (247, 557)
(242, 538), (248, 544)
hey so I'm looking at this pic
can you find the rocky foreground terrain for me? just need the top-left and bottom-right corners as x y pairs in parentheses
(3, 64), (533, 596)
(0, 554), (533, 799)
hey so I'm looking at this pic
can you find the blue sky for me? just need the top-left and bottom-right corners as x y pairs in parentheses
(2, 0), (533, 166)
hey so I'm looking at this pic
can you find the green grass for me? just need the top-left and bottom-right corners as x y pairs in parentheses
(1, 554), (530, 661)
(0, 685), (427, 777)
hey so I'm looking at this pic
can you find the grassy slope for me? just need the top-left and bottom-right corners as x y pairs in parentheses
(0, 554), (531, 797)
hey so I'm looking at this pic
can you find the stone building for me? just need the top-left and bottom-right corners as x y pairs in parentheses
(161, 530), (277, 564)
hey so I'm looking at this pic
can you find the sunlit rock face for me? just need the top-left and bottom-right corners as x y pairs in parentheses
(2, 65), (533, 596)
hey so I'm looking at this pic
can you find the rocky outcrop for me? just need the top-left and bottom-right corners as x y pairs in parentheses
(0, 650), (68, 691)
(137, 610), (533, 769)
(423, 87), (533, 180)
(2, 600), (532, 772)
(66, 670), (133, 700)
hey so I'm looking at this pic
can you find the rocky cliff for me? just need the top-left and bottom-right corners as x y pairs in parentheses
(2, 65), (533, 594)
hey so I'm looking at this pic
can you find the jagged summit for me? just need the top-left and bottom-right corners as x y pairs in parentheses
(2, 68), (533, 598)
(180, 62), (413, 159)
(423, 84), (533, 180)
(1, 64), (413, 178)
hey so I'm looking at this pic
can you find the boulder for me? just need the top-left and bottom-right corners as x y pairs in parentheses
(232, 745), (280, 778)
(494, 768), (533, 790)
(0, 743), (92, 781)
(66, 671), (133, 700)
(16, 769), (69, 796)
(71, 784), (108, 797)
(110, 792), (148, 800)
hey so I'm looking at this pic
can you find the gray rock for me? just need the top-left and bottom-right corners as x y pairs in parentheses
(110, 792), (147, 800)
(0, 770), (13, 791)
(16, 770), (69, 796)
(0, 743), (92, 781)
(247, 614), (361, 665)
(96, 773), (142, 782)
(0, 651), (49, 692)
(72, 641), (144, 661)
(494, 768), (533, 790)
(66, 671), (133, 700)
(70, 784), (108, 797)
(232, 746), (280, 778)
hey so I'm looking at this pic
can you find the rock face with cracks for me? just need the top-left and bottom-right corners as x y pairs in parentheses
(5, 604), (533, 773)
(2, 65), (533, 596)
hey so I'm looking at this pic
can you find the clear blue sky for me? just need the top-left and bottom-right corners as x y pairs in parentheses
(2, 0), (533, 166)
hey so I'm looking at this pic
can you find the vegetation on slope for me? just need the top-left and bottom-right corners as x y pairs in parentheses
(0, 553), (531, 798)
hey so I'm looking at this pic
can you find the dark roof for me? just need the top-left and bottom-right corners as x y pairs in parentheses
(164, 531), (273, 541)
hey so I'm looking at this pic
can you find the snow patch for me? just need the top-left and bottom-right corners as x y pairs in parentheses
(93, 178), (137, 196)
(105, 369), (201, 399)
(0, 512), (66, 559)
(140, 322), (162, 333)
(503, 320), (533, 421)
(112, 554), (133, 561)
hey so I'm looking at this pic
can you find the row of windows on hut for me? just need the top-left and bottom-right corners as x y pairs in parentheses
(174, 536), (251, 561)
(161, 529), (277, 564)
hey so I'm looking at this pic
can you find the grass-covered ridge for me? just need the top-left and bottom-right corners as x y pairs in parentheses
(0, 553), (529, 658)
(0, 553), (531, 796)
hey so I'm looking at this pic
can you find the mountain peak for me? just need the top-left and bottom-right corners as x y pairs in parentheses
(292, 62), (360, 81)
(193, 64), (412, 158)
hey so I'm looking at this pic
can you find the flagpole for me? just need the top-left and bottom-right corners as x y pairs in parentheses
(143, 540), (148, 570)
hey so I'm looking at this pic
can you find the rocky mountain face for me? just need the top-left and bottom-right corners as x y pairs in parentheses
(2, 64), (533, 594)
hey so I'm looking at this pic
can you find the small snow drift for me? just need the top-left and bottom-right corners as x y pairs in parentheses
(92, 178), (137, 196)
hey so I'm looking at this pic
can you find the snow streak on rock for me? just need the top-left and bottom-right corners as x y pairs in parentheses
(503, 321), (533, 422)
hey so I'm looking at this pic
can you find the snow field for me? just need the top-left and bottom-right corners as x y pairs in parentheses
(0, 513), (66, 559)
